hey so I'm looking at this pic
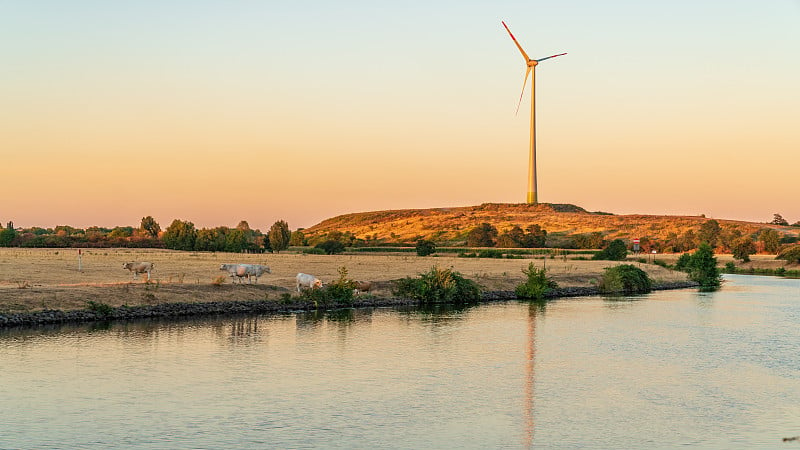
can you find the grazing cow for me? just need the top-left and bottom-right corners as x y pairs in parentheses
(353, 280), (372, 295)
(219, 264), (271, 284)
(296, 273), (323, 292)
(123, 262), (154, 281)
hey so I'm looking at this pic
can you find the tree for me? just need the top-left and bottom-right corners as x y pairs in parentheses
(289, 229), (307, 246)
(698, 219), (721, 248)
(316, 240), (345, 255)
(776, 244), (800, 264)
(523, 224), (547, 248)
(140, 216), (161, 238)
(496, 225), (525, 248)
(466, 223), (498, 247)
(224, 228), (248, 253)
(573, 232), (605, 249)
(0, 227), (16, 247)
(719, 228), (743, 253)
(162, 219), (197, 251)
(268, 220), (291, 253)
(678, 229), (698, 252)
(674, 253), (692, 271)
(416, 239), (436, 256)
(687, 243), (722, 289)
(771, 213), (789, 226)
(732, 238), (756, 263)
(592, 239), (628, 261)
(759, 228), (780, 254)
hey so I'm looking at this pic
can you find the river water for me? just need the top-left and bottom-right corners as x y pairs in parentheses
(1, 274), (798, 449)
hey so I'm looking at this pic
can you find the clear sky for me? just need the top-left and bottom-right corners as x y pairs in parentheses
(2, 1), (799, 231)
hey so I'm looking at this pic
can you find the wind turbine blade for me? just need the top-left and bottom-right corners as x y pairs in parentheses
(502, 21), (530, 62)
(536, 52), (567, 62)
(515, 66), (531, 115)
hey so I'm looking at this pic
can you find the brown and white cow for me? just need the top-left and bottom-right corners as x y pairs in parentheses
(219, 263), (271, 284)
(353, 280), (372, 295)
(122, 262), (154, 281)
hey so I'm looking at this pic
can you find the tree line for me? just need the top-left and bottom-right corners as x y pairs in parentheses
(459, 218), (798, 261)
(0, 216), (293, 253)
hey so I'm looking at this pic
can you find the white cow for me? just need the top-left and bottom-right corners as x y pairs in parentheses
(296, 273), (323, 292)
(219, 263), (271, 284)
(123, 262), (154, 281)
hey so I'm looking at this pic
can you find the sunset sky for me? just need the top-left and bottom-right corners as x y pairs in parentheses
(2, 1), (799, 231)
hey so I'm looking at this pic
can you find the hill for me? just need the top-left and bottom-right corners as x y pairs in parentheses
(303, 203), (798, 248)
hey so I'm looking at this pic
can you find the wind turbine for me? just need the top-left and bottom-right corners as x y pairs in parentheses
(502, 20), (566, 205)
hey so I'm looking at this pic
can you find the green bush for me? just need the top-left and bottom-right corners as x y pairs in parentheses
(315, 240), (346, 255)
(392, 266), (482, 305)
(86, 300), (113, 317)
(598, 264), (652, 294)
(477, 249), (504, 258)
(592, 239), (628, 261)
(301, 267), (356, 306)
(415, 239), (436, 256)
(724, 261), (737, 273)
(514, 263), (558, 300)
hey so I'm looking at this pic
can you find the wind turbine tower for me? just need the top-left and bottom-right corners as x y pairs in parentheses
(502, 21), (566, 205)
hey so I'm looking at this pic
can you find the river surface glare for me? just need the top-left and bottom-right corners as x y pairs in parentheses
(1, 274), (799, 449)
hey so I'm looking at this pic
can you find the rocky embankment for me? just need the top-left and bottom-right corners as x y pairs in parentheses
(0, 281), (698, 328)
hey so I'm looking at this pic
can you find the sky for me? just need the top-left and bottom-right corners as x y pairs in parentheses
(1, 1), (799, 231)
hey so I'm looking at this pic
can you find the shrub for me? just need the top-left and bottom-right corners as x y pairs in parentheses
(392, 266), (482, 305)
(301, 266), (355, 306)
(514, 263), (558, 300)
(777, 244), (800, 264)
(598, 264), (652, 294)
(86, 300), (113, 317)
(687, 243), (722, 289)
(674, 253), (692, 272)
(315, 240), (346, 255)
(592, 239), (628, 261)
(724, 261), (737, 273)
(477, 249), (504, 258)
(302, 247), (326, 255)
(415, 239), (436, 256)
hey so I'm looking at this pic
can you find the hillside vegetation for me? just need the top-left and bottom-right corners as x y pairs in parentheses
(303, 203), (798, 249)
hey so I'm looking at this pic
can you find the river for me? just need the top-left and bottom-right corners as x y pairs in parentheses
(1, 274), (798, 449)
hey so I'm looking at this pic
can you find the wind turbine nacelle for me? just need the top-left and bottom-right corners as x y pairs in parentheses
(527, 60), (538, 67)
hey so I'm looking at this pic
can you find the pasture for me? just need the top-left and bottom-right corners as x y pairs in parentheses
(0, 248), (695, 314)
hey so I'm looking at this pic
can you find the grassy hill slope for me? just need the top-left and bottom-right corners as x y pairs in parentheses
(304, 203), (798, 247)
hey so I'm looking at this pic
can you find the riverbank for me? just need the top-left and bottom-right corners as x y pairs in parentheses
(0, 248), (703, 327)
(0, 280), (699, 328)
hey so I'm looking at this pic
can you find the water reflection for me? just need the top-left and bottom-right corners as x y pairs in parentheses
(1, 276), (798, 449)
(524, 303), (538, 449)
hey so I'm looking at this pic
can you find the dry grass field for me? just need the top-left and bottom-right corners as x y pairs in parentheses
(0, 248), (691, 314)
